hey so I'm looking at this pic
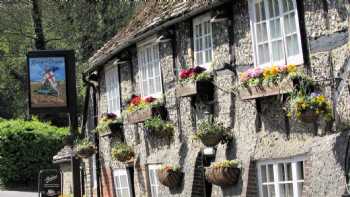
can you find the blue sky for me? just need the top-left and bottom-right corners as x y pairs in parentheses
(29, 57), (66, 82)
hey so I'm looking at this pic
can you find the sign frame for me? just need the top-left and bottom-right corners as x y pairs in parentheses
(38, 169), (63, 197)
(26, 50), (75, 113)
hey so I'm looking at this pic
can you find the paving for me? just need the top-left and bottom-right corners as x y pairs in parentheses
(0, 191), (37, 197)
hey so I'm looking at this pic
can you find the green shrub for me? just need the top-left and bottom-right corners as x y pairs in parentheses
(0, 118), (68, 187)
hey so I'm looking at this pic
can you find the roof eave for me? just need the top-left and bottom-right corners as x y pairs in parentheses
(84, 0), (230, 74)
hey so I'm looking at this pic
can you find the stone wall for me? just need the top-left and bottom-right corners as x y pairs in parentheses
(91, 0), (350, 197)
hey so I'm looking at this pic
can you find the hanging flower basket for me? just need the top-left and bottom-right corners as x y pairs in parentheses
(205, 160), (241, 187)
(144, 117), (174, 139)
(111, 143), (134, 162)
(300, 109), (319, 123)
(76, 145), (96, 159)
(193, 120), (229, 147)
(96, 113), (123, 137)
(74, 138), (96, 159)
(157, 165), (183, 188)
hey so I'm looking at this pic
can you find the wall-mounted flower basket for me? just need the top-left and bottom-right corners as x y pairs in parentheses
(157, 165), (183, 188)
(193, 120), (229, 147)
(127, 105), (166, 124)
(144, 117), (174, 139)
(96, 113), (123, 137)
(175, 81), (214, 98)
(111, 143), (134, 163)
(239, 78), (293, 100)
(74, 139), (96, 159)
(99, 122), (124, 138)
(205, 160), (241, 187)
(300, 109), (319, 123)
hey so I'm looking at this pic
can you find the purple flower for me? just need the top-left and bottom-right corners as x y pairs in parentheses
(246, 68), (263, 78)
(310, 92), (320, 97)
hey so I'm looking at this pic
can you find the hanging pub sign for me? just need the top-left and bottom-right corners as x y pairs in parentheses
(38, 169), (62, 197)
(27, 50), (75, 113)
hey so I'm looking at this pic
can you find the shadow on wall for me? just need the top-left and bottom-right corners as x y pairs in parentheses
(333, 131), (350, 174)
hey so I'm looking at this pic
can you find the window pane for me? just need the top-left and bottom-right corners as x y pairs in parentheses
(278, 163), (285, 181)
(286, 34), (299, 56)
(298, 182), (304, 196)
(255, 0), (266, 22)
(143, 81), (148, 96)
(270, 18), (281, 39)
(115, 177), (120, 187)
(120, 175), (128, 187)
(263, 185), (268, 197)
(268, 185), (276, 197)
(256, 22), (268, 43)
(198, 23), (202, 37)
(155, 77), (162, 93)
(286, 163), (292, 181)
(149, 170), (155, 184)
(279, 183), (294, 197)
(268, 164), (274, 182)
(151, 186), (157, 197)
(268, 0), (280, 18)
(258, 43), (270, 65)
(122, 189), (130, 197)
(196, 52), (203, 65)
(272, 40), (284, 62)
(118, 190), (123, 197)
(261, 165), (267, 183)
(297, 161), (304, 180)
(283, 0), (294, 12)
(149, 79), (155, 94)
(284, 12), (297, 34)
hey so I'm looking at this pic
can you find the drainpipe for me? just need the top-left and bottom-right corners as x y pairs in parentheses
(82, 73), (101, 197)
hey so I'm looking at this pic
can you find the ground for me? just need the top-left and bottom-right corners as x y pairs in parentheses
(0, 190), (36, 197)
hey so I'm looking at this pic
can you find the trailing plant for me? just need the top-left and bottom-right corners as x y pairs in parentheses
(0, 118), (68, 187)
(144, 116), (174, 138)
(125, 95), (161, 113)
(210, 160), (241, 168)
(95, 112), (122, 133)
(287, 92), (333, 122)
(179, 66), (211, 84)
(111, 143), (134, 162)
(239, 64), (297, 87)
(95, 112), (122, 134)
(193, 119), (231, 144)
(74, 138), (96, 152)
(159, 164), (181, 172)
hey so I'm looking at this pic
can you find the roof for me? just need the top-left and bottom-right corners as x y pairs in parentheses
(53, 145), (73, 164)
(86, 0), (230, 73)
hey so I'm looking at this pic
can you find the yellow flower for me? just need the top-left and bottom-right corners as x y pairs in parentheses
(270, 65), (279, 76)
(316, 95), (325, 103)
(287, 64), (297, 73)
(263, 68), (272, 79)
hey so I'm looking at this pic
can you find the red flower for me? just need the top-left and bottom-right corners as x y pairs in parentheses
(130, 95), (141, 106)
(144, 96), (156, 103)
(179, 69), (189, 79)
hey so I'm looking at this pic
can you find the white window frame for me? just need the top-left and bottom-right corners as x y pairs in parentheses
(91, 154), (97, 190)
(137, 38), (163, 98)
(249, 0), (304, 68)
(148, 164), (161, 197)
(193, 13), (214, 69)
(105, 65), (121, 115)
(113, 169), (133, 197)
(257, 156), (305, 197)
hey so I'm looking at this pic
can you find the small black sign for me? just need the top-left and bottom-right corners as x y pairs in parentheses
(38, 169), (62, 197)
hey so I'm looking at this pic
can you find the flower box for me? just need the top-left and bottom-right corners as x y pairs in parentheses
(157, 168), (183, 188)
(239, 78), (293, 100)
(99, 122), (123, 138)
(175, 81), (214, 98)
(205, 166), (240, 186)
(127, 106), (166, 124)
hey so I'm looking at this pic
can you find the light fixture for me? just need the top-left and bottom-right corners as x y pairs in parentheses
(155, 35), (172, 43)
(210, 14), (229, 23)
(112, 58), (128, 65)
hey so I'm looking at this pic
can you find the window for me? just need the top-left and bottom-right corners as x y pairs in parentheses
(91, 154), (97, 189)
(105, 65), (121, 115)
(148, 164), (161, 197)
(193, 14), (213, 69)
(257, 157), (305, 197)
(113, 169), (133, 197)
(137, 42), (162, 97)
(249, 0), (303, 67)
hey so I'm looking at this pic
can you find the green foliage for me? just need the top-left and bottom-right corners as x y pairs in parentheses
(144, 117), (174, 138)
(159, 164), (181, 172)
(193, 120), (228, 140)
(111, 143), (134, 162)
(0, 118), (68, 186)
(74, 138), (95, 151)
(210, 160), (241, 168)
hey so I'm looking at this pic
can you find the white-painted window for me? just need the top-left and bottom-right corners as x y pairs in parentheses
(148, 164), (161, 197)
(137, 42), (162, 97)
(113, 169), (133, 197)
(92, 154), (97, 190)
(257, 156), (305, 197)
(105, 65), (121, 115)
(249, 0), (303, 67)
(193, 13), (213, 69)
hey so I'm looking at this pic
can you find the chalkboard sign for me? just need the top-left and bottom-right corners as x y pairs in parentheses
(38, 169), (62, 197)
